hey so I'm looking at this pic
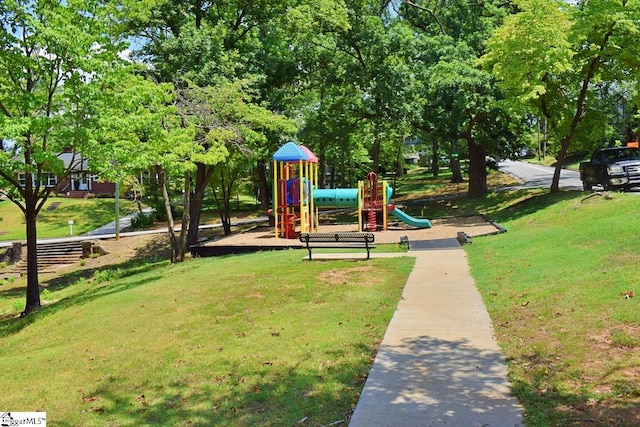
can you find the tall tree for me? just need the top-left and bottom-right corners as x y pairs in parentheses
(176, 80), (296, 236)
(123, 0), (305, 246)
(92, 75), (204, 263)
(482, 0), (640, 192)
(401, 0), (519, 197)
(0, 0), (130, 315)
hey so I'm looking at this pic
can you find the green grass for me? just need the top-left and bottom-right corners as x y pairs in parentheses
(0, 197), (139, 240)
(0, 251), (414, 426)
(466, 191), (640, 426)
(3, 170), (640, 425)
(524, 154), (586, 171)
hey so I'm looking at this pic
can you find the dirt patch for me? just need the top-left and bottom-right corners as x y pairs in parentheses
(201, 215), (503, 249)
(316, 266), (374, 286)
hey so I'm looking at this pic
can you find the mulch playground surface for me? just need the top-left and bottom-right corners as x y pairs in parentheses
(195, 215), (504, 253)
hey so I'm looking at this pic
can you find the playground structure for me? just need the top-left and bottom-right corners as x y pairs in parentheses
(272, 142), (432, 238)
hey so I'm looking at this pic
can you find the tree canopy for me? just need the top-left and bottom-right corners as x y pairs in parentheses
(5, 0), (640, 314)
(482, 0), (640, 192)
(0, 0), (134, 315)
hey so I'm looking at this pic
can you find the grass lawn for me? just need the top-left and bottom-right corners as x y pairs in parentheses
(2, 169), (639, 425)
(0, 250), (414, 426)
(0, 197), (139, 240)
(466, 191), (640, 426)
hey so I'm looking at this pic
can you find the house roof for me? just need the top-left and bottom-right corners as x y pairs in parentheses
(58, 152), (89, 170)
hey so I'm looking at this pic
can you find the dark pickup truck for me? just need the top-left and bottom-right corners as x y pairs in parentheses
(579, 146), (640, 191)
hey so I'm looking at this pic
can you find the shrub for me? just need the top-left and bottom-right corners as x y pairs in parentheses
(12, 300), (24, 312)
(130, 211), (156, 230)
(93, 268), (123, 283)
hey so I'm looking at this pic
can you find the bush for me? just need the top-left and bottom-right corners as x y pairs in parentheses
(93, 268), (124, 283)
(129, 212), (156, 230)
(12, 300), (24, 312)
(146, 198), (182, 222)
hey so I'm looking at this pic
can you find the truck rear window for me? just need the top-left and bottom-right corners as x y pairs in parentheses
(604, 148), (640, 162)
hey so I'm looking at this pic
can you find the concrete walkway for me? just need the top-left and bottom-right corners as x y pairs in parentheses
(348, 247), (524, 427)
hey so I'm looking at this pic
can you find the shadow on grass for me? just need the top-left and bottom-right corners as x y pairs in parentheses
(0, 269), (163, 337)
(489, 191), (585, 223)
(512, 376), (640, 426)
(507, 348), (640, 426)
(0, 283), (27, 300)
(68, 342), (374, 426)
(353, 334), (639, 426)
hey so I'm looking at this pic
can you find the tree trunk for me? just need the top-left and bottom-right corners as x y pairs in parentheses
(317, 152), (326, 189)
(450, 140), (464, 183)
(23, 196), (41, 316)
(550, 32), (610, 193)
(467, 140), (488, 198)
(371, 132), (381, 174)
(156, 166), (179, 263)
(431, 139), (439, 177)
(256, 159), (270, 209)
(212, 169), (233, 235)
(177, 170), (191, 262)
(187, 163), (214, 247)
(551, 135), (571, 193)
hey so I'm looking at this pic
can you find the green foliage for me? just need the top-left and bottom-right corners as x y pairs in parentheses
(11, 300), (24, 313)
(0, 0), (131, 199)
(129, 211), (156, 230)
(93, 268), (125, 284)
(482, 0), (640, 179)
(0, 0), (150, 311)
(481, 0), (574, 105)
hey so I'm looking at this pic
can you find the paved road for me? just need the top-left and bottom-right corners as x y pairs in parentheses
(498, 159), (583, 190)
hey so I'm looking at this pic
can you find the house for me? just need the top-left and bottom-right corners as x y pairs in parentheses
(56, 152), (116, 197)
(17, 150), (116, 198)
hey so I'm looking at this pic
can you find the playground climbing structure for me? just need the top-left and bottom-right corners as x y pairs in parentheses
(272, 142), (318, 238)
(360, 172), (389, 231)
(272, 142), (431, 239)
